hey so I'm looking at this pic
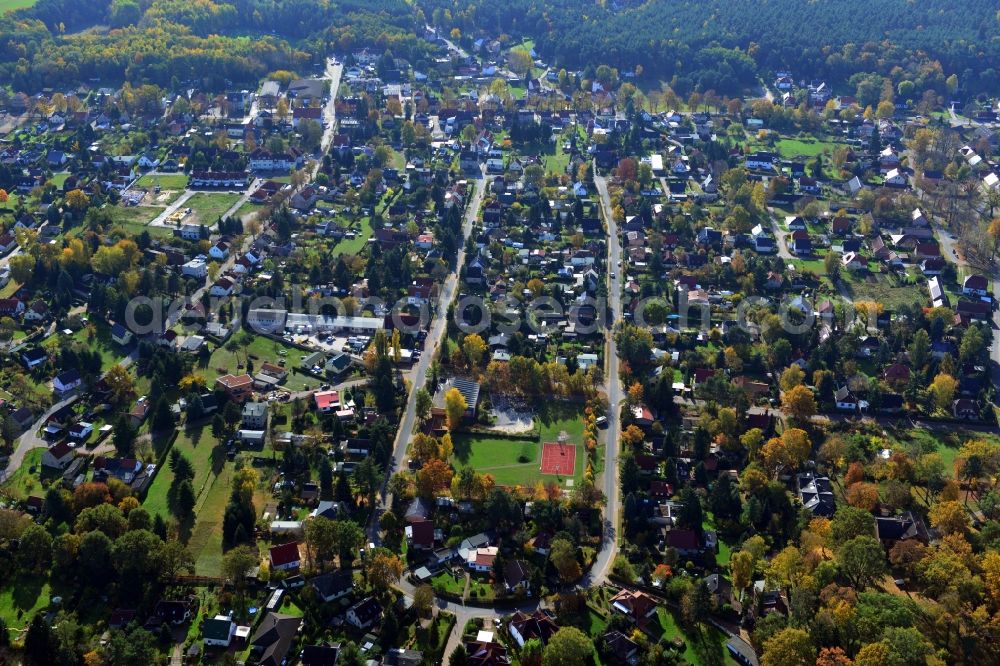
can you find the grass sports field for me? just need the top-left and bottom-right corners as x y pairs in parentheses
(451, 402), (585, 488)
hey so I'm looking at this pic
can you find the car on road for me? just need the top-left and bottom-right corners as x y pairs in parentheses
(726, 643), (754, 666)
(596, 415), (608, 428)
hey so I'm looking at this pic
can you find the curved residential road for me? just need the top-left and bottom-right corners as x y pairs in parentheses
(368, 167), (487, 542)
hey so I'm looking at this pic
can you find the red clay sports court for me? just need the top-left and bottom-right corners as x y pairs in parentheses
(540, 441), (577, 476)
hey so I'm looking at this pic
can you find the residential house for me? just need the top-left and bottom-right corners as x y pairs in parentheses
(798, 472), (835, 517)
(664, 529), (702, 557)
(42, 442), (76, 469)
(314, 390), (340, 413)
(53, 369), (83, 394)
(21, 347), (48, 370)
(269, 542), (301, 571)
(963, 274), (990, 298)
(503, 559), (532, 594)
(610, 589), (658, 624)
(209, 241), (230, 261)
(405, 519), (437, 551)
(93, 457), (143, 484)
(953, 398), (979, 420)
(216, 374), (254, 402)
(746, 151), (777, 171)
(111, 323), (133, 346)
(467, 546), (499, 572)
(884, 169), (908, 187)
(23, 300), (49, 322)
(250, 613), (301, 666)
(345, 597), (382, 630)
(874, 511), (928, 547)
(203, 616), (236, 648)
(242, 402), (268, 429)
(300, 645), (343, 666)
(466, 640), (512, 666)
(508, 610), (559, 648)
(309, 571), (354, 603)
(834, 386), (858, 411)
(601, 631), (640, 665)
(68, 421), (93, 441)
(0, 299), (25, 318)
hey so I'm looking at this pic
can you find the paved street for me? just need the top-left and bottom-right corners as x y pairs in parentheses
(369, 167), (487, 543)
(590, 168), (624, 585)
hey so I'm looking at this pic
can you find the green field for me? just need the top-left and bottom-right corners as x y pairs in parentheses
(188, 461), (236, 576)
(234, 201), (265, 222)
(655, 607), (739, 665)
(41, 320), (127, 372)
(0, 449), (46, 501)
(451, 402), (586, 487)
(839, 273), (925, 310)
(106, 204), (163, 227)
(331, 215), (375, 255)
(197, 332), (322, 390)
(0, 0), (36, 12)
(0, 575), (51, 632)
(184, 192), (243, 225)
(142, 426), (224, 519)
(136, 173), (189, 190)
(774, 137), (847, 159)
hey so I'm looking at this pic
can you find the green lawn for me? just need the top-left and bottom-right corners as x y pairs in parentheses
(839, 273), (925, 310)
(774, 137), (845, 159)
(184, 192), (243, 225)
(655, 607), (739, 666)
(0, 0), (36, 11)
(49, 172), (71, 188)
(233, 201), (265, 222)
(188, 462), (235, 576)
(197, 333), (319, 389)
(332, 215), (374, 256)
(142, 426), (225, 519)
(106, 204), (163, 227)
(136, 173), (189, 190)
(0, 575), (51, 633)
(451, 402), (586, 487)
(0, 449), (47, 500)
(431, 570), (466, 597)
(453, 436), (538, 467)
(41, 321), (127, 372)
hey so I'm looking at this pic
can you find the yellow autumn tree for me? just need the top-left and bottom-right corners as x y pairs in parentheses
(444, 387), (467, 430)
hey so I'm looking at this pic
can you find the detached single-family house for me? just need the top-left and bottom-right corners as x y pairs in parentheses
(53, 369), (83, 394)
(269, 542), (302, 571)
(250, 613), (301, 666)
(310, 571), (354, 603)
(21, 347), (48, 370)
(963, 274), (990, 298)
(111, 323), (133, 346)
(209, 241), (230, 261)
(834, 386), (858, 411)
(467, 546), (499, 572)
(953, 399), (979, 420)
(203, 616), (236, 648)
(508, 611), (560, 648)
(345, 597), (382, 630)
(884, 169), (907, 187)
(42, 442), (76, 469)
(610, 589), (658, 624)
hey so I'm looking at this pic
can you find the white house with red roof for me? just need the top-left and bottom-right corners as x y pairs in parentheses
(269, 542), (301, 571)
